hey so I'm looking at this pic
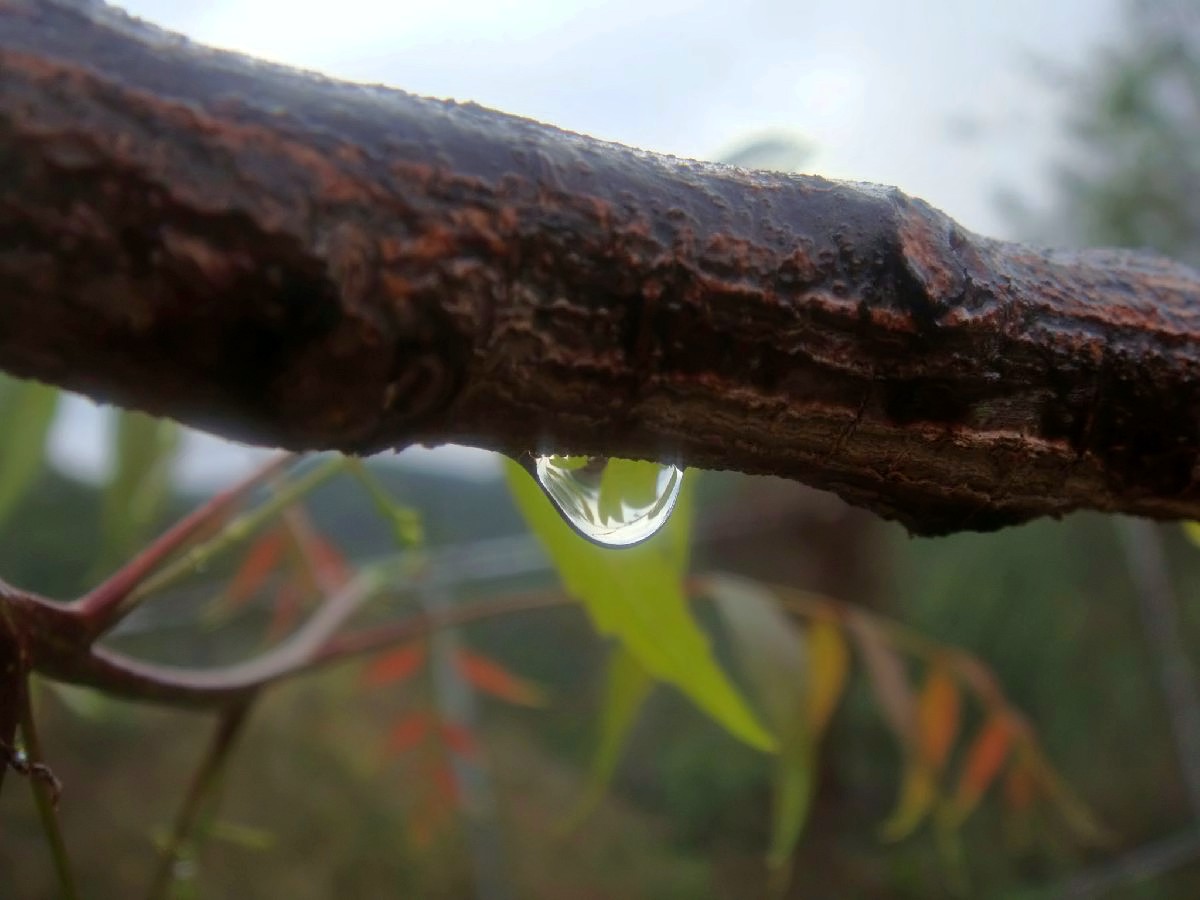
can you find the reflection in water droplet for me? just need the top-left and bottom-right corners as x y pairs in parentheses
(532, 455), (684, 547)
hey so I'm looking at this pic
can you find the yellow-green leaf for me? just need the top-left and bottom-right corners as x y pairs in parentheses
(806, 618), (850, 736)
(768, 719), (814, 893)
(705, 575), (821, 885)
(505, 459), (773, 751)
(880, 663), (963, 841)
(566, 646), (654, 830)
(0, 377), (59, 530)
(881, 764), (937, 842)
(706, 574), (803, 728)
(1183, 521), (1200, 548)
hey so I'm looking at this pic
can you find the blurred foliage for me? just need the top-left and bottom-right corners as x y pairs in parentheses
(1029, 0), (1200, 266)
(4, 1), (1200, 897)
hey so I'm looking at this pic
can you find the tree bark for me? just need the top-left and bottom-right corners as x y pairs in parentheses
(3, 0), (1200, 535)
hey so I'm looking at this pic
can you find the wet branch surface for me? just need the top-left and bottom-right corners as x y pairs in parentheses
(5, 0), (1200, 535)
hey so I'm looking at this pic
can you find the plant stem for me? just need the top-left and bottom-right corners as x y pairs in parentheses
(146, 697), (255, 900)
(19, 681), (78, 900)
(76, 454), (293, 634)
(120, 456), (346, 616)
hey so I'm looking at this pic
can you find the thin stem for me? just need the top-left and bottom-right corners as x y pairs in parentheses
(44, 586), (568, 707)
(75, 454), (293, 634)
(146, 698), (256, 900)
(19, 681), (78, 900)
(0, 599), (24, 798)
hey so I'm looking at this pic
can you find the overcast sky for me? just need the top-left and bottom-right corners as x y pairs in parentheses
(52, 0), (1124, 486)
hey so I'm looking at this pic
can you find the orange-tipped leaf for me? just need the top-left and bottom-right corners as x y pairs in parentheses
(226, 529), (287, 607)
(386, 712), (432, 755)
(949, 713), (1016, 824)
(454, 647), (546, 707)
(363, 642), (427, 687)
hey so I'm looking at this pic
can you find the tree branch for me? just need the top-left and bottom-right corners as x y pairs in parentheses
(4, 0), (1200, 534)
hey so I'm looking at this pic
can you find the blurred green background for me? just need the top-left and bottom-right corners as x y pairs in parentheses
(4, 1), (1200, 898)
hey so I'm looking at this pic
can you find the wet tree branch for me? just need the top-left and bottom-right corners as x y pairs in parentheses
(4, 0), (1200, 535)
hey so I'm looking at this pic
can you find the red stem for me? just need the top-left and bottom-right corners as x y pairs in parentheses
(73, 454), (292, 636)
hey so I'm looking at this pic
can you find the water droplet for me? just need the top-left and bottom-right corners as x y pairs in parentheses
(531, 455), (684, 547)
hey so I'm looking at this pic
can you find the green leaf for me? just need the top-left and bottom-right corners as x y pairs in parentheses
(706, 574), (804, 726)
(768, 723), (814, 892)
(99, 410), (180, 567)
(504, 458), (774, 751)
(705, 575), (814, 885)
(565, 645), (654, 830)
(0, 377), (59, 530)
(1183, 521), (1200, 548)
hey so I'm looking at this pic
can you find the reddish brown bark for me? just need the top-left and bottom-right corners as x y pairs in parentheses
(3, 0), (1200, 535)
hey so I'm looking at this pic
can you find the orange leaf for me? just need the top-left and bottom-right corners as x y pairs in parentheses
(363, 642), (427, 687)
(806, 618), (849, 737)
(454, 648), (546, 707)
(950, 713), (1015, 823)
(226, 529), (286, 607)
(440, 721), (479, 759)
(917, 664), (961, 770)
(386, 712), (432, 754)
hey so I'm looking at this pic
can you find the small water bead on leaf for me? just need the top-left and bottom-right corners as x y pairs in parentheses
(531, 455), (684, 548)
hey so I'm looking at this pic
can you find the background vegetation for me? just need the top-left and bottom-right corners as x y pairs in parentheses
(3, 1), (1200, 897)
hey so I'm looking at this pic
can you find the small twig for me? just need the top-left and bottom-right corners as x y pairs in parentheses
(146, 697), (256, 900)
(19, 680), (78, 900)
(0, 610), (23, 798)
(0, 737), (61, 807)
(75, 454), (293, 635)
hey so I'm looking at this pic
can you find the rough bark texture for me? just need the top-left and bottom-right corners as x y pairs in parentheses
(3, 0), (1200, 535)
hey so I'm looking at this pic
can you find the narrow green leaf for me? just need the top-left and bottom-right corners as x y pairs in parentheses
(0, 377), (59, 530)
(99, 411), (180, 567)
(565, 646), (654, 830)
(705, 575), (815, 885)
(768, 722), (814, 892)
(806, 619), (850, 736)
(706, 574), (804, 727)
(505, 458), (774, 751)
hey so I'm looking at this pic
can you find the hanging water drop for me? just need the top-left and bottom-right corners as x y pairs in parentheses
(531, 455), (684, 548)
